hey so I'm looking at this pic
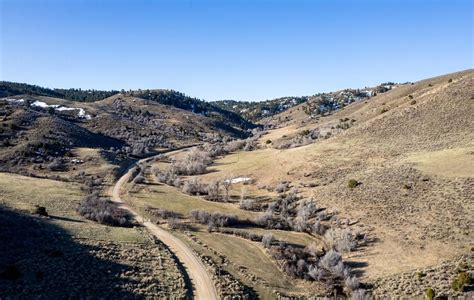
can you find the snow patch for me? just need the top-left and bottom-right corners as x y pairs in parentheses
(3, 98), (25, 104)
(31, 100), (60, 109)
(1, 98), (92, 119)
(225, 177), (252, 184)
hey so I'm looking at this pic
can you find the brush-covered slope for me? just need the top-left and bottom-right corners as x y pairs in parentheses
(0, 91), (253, 174)
(0, 82), (256, 137)
(201, 69), (474, 289)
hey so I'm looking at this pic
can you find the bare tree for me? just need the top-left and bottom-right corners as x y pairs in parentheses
(262, 234), (274, 248)
(207, 180), (221, 201)
(222, 176), (233, 202)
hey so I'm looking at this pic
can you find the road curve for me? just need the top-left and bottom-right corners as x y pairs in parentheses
(111, 152), (218, 300)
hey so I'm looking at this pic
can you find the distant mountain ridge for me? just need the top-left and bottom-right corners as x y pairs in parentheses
(213, 82), (398, 122)
(0, 81), (256, 134)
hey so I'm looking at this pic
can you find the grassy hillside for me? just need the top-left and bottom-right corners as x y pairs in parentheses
(174, 69), (474, 298)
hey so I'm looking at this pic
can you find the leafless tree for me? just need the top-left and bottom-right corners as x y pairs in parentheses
(222, 176), (233, 202)
(262, 234), (274, 248)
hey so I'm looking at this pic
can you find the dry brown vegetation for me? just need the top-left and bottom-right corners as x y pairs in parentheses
(1, 69), (473, 299)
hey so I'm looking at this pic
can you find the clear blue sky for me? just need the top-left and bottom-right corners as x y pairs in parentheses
(0, 0), (472, 101)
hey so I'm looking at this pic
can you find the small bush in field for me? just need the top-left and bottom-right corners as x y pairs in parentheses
(33, 205), (48, 216)
(410, 100), (416, 105)
(448, 78), (453, 83)
(408, 94), (413, 99)
(190, 209), (238, 228)
(133, 175), (145, 184)
(262, 234), (274, 248)
(167, 218), (187, 231)
(348, 179), (360, 189)
(182, 178), (208, 195)
(77, 195), (131, 226)
(145, 207), (181, 219)
(425, 287), (435, 300)
(171, 148), (211, 175)
(451, 272), (471, 291)
(275, 181), (290, 193)
(239, 199), (259, 211)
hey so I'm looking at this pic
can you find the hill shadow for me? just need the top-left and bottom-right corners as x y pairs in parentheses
(0, 206), (150, 299)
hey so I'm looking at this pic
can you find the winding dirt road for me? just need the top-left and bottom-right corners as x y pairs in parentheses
(111, 154), (218, 300)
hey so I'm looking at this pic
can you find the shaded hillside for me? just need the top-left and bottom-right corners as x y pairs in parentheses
(0, 102), (124, 170)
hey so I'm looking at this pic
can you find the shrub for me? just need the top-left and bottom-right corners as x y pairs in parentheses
(350, 289), (370, 300)
(171, 148), (212, 175)
(207, 180), (221, 201)
(239, 199), (260, 211)
(308, 265), (323, 281)
(408, 95), (413, 99)
(33, 205), (48, 217)
(262, 234), (274, 248)
(410, 100), (416, 105)
(265, 140), (272, 144)
(255, 212), (290, 230)
(243, 138), (257, 151)
(275, 181), (290, 193)
(325, 228), (356, 253)
(380, 108), (389, 114)
(425, 287), (435, 300)
(133, 175), (145, 184)
(222, 177), (232, 202)
(451, 271), (471, 291)
(145, 207), (181, 219)
(155, 168), (181, 187)
(312, 220), (327, 235)
(224, 139), (246, 153)
(190, 210), (239, 228)
(167, 218), (187, 231)
(448, 78), (453, 83)
(77, 195), (131, 226)
(319, 249), (342, 271)
(182, 178), (208, 195)
(47, 159), (66, 171)
(348, 179), (360, 189)
(345, 276), (360, 291)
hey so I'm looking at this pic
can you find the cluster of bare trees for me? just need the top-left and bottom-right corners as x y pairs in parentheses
(144, 207), (181, 220)
(266, 238), (368, 298)
(181, 178), (208, 195)
(190, 210), (241, 231)
(239, 199), (261, 211)
(272, 128), (322, 150)
(171, 148), (212, 175)
(77, 193), (131, 226)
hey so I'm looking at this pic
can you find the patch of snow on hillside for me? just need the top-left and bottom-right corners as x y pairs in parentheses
(3, 98), (25, 104)
(225, 177), (251, 184)
(31, 100), (60, 108)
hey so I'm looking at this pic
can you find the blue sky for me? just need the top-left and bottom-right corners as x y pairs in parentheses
(0, 0), (472, 101)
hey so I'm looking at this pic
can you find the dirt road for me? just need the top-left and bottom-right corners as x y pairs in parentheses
(111, 152), (218, 300)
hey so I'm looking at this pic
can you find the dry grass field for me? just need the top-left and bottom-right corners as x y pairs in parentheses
(0, 172), (189, 298)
